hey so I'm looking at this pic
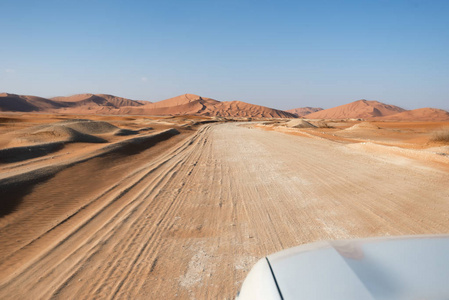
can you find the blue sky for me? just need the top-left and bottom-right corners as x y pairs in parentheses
(1, 0), (448, 110)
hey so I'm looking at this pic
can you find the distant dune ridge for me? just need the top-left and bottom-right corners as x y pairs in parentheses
(287, 107), (323, 117)
(0, 92), (296, 118)
(1, 93), (448, 120)
(51, 93), (149, 107)
(0, 93), (68, 112)
(0, 93), (148, 114)
(305, 99), (406, 119)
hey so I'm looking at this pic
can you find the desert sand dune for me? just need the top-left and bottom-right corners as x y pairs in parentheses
(0, 122), (448, 299)
(306, 99), (405, 119)
(204, 100), (297, 118)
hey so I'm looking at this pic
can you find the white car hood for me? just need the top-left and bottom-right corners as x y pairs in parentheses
(267, 235), (449, 300)
(238, 235), (449, 300)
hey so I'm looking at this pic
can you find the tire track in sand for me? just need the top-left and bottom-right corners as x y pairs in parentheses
(0, 126), (211, 298)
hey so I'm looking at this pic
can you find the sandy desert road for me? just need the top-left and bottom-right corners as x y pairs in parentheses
(1, 123), (448, 299)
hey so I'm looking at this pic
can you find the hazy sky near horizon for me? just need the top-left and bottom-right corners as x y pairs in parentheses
(1, 0), (448, 110)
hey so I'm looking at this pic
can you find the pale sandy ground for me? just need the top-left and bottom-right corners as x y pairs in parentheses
(1, 122), (449, 299)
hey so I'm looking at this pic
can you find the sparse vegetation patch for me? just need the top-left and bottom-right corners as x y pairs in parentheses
(431, 129), (449, 143)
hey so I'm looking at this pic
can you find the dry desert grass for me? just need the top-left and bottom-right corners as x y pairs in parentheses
(431, 129), (449, 144)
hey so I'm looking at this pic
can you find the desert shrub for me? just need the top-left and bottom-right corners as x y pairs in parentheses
(431, 130), (449, 143)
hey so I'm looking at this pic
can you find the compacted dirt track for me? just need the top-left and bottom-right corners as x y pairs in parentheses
(1, 123), (448, 299)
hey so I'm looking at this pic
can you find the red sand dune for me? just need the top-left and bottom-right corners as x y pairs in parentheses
(203, 101), (296, 118)
(306, 99), (405, 119)
(376, 108), (449, 121)
(287, 107), (323, 117)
